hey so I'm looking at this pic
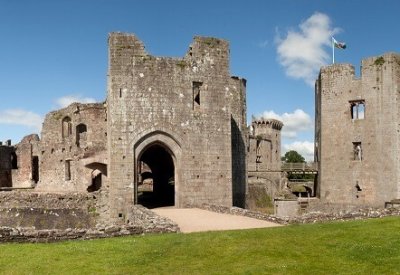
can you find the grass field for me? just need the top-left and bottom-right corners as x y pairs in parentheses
(0, 217), (399, 274)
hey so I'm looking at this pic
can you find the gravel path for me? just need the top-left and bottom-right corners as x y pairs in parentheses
(152, 208), (282, 233)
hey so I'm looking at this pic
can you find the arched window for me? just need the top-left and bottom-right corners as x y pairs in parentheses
(62, 117), (72, 138)
(76, 123), (87, 147)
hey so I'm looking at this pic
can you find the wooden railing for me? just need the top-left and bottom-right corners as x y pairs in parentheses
(248, 162), (318, 176)
(281, 162), (318, 172)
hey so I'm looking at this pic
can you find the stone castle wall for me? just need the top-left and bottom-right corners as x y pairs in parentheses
(12, 134), (40, 188)
(107, 33), (247, 219)
(1, 33), (250, 226)
(316, 53), (400, 206)
(37, 103), (107, 192)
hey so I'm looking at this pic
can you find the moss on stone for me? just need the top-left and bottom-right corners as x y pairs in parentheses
(374, 56), (385, 66)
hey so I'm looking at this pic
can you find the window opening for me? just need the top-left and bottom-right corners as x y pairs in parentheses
(65, 160), (71, 181)
(32, 156), (39, 183)
(62, 117), (72, 138)
(76, 123), (87, 148)
(193, 81), (202, 110)
(11, 152), (18, 169)
(350, 101), (365, 120)
(353, 142), (362, 161)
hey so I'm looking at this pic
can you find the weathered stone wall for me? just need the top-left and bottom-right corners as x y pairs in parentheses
(316, 53), (400, 207)
(0, 208), (96, 230)
(274, 199), (299, 217)
(0, 205), (178, 243)
(246, 173), (282, 210)
(107, 33), (247, 220)
(12, 134), (40, 188)
(230, 78), (248, 207)
(37, 103), (107, 192)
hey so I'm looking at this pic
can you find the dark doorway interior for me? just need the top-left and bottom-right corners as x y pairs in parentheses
(87, 170), (102, 192)
(32, 156), (39, 183)
(137, 144), (175, 208)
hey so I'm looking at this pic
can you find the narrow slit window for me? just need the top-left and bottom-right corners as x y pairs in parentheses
(65, 160), (71, 181)
(353, 142), (362, 161)
(193, 81), (202, 110)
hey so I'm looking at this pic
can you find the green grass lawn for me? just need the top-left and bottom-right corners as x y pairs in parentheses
(1, 217), (400, 274)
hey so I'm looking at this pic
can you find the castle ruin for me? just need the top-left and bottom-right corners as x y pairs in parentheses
(315, 52), (400, 207)
(0, 33), (277, 225)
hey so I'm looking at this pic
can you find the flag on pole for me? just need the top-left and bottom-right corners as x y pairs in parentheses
(332, 37), (346, 49)
(332, 37), (347, 64)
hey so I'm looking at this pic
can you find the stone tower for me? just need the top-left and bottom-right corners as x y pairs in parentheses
(315, 52), (400, 207)
(248, 118), (283, 172)
(107, 33), (247, 220)
(247, 118), (283, 202)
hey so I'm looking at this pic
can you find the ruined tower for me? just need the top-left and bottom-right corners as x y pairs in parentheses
(315, 52), (400, 206)
(248, 118), (283, 172)
(107, 33), (247, 219)
(247, 118), (283, 203)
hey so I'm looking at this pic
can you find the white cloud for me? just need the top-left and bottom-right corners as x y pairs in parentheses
(283, 141), (314, 161)
(55, 95), (97, 108)
(0, 109), (42, 131)
(276, 12), (340, 86)
(259, 109), (313, 139)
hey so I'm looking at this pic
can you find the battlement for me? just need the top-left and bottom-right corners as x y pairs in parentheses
(319, 63), (355, 80)
(108, 32), (230, 77)
(319, 52), (400, 83)
(186, 36), (229, 58)
(362, 52), (400, 68)
(252, 118), (283, 131)
(0, 140), (12, 147)
(108, 32), (147, 56)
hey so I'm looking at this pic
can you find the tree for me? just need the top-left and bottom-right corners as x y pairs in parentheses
(282, 150), (305, 163)
(282, 150), (313, 181)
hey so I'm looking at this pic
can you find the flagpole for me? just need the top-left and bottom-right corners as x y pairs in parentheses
(332, 37), (335, 64)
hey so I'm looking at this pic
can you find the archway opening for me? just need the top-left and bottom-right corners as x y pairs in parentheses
(87, 169), (102, 192)
(137, 144), (175, 208)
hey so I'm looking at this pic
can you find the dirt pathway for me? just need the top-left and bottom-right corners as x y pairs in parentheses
(152, 208), (282, 233)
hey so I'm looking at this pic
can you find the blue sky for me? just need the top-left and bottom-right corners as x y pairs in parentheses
(0, 0), (399, 160)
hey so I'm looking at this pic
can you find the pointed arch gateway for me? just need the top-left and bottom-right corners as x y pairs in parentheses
(133, 131), (182, 208)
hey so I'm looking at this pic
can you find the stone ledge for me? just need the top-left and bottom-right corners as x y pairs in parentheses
(192, 203), (400, 225)
(0, 205), (179, 243)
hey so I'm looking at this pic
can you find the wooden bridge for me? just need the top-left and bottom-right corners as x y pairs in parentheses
(248, 162), (318, 177)
(281, 162), (318, 174)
